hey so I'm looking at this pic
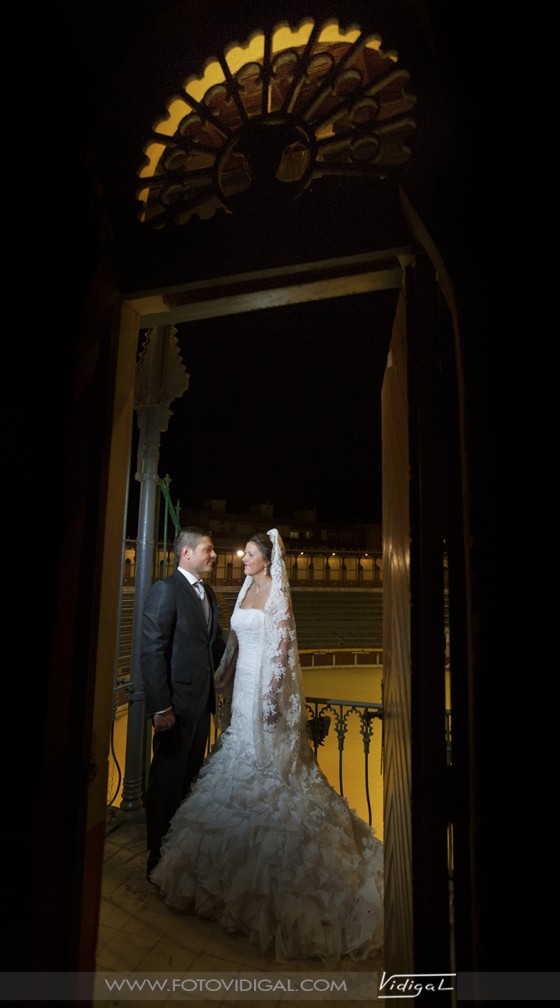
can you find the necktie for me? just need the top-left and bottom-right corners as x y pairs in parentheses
(194, 580), (210, 623)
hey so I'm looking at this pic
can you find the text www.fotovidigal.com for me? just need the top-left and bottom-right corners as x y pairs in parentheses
(95, 971), (377, 1000)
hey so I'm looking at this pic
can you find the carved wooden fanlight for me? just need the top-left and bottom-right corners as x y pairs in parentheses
(137, 17), (416, 228)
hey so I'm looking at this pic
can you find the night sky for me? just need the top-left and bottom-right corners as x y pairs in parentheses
(128, 289), (397, 534)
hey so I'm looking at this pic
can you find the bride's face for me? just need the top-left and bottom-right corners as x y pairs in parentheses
(243, 541), (266, 577)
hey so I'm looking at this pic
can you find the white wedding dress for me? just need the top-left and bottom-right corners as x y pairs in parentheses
(150, 604), (384, 964)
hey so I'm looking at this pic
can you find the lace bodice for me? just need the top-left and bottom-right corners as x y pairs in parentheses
(229, 607), (263, 738)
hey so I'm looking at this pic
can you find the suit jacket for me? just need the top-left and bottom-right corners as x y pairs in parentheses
(141, 569), (226, 721)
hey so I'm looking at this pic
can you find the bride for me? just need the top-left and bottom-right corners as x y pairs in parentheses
(150, 528), (384, 964)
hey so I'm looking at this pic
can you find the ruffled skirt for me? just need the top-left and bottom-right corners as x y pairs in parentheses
(150, 728), (383, 964)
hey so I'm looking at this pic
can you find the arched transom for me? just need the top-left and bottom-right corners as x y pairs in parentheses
(137, 17), (416, 227)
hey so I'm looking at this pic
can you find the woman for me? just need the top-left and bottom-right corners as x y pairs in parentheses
(150, 529), (383, 964)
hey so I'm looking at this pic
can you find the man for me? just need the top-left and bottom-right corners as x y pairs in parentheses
(141, 526), (226, 880)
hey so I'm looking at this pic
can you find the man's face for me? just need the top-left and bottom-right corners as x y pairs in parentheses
(182, 536), (217, 577)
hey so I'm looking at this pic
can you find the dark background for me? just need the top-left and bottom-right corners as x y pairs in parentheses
(128, 289), (397, 533)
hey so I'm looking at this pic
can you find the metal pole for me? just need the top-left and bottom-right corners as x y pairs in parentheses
(119, 325), (189, 815)
(162, 475), (170, 578)
(119, 403), (168, 814)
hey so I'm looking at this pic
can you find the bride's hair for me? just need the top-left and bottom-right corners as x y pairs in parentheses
(249, 531), (273, 567)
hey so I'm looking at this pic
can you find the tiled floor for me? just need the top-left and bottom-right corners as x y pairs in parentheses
(96, 811), (383, 1007)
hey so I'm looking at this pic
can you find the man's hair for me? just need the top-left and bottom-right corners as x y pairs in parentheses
(174, 526), (211, 559)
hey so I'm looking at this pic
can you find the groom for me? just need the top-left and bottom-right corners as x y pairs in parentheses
(141, 526), (226, 880)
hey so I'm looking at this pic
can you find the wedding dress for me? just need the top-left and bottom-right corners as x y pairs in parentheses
(150, 530), (384, 964)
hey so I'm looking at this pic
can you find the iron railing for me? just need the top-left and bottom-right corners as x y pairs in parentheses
(108, 689), (385, 825)
(305, 696), (383, 825)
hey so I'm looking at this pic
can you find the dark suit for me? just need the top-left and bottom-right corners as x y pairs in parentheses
(141, 569), (226, 860)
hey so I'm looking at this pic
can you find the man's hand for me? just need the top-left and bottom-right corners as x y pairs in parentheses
(153, 709), (176, 732)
